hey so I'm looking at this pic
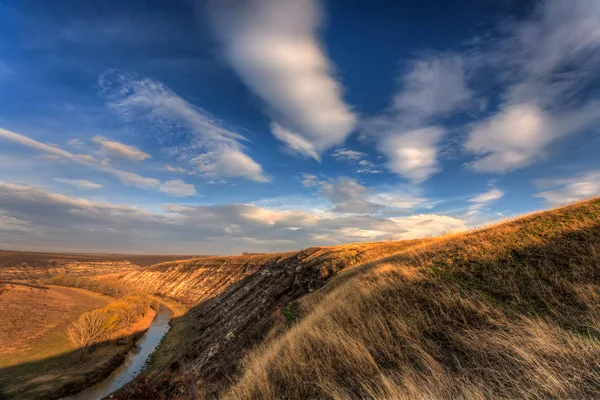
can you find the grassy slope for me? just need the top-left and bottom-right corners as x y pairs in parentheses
(226, 198), (600, 399)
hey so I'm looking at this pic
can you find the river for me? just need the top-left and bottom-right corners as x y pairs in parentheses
(62, 305), (172, 400)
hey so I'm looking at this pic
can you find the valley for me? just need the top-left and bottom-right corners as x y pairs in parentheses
(1, 198), (600, 399)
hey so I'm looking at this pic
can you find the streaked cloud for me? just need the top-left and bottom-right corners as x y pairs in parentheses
(208, 0), (356, 160)
(66, 138), (84, 149)
(54, 178), (103, 190)
(331, 148), (365, 162)
(0, 127), (197, 194)
(330, 148), (381, 174)
(534, 171), (600, 206)
(99, 71), (270, 182)
(159, 179), (197, 197)
(465, 0), (600, 173)
(91, 135), (151, 161)
(465, 187), (505, 217)
(0, 182), (464, 253)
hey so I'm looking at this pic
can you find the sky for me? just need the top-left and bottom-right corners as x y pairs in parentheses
(1, 0), (600, 254)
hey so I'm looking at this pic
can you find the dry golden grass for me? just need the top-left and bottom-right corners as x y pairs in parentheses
(225, 198), (600, 399)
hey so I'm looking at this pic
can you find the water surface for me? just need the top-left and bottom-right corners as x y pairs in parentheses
(63, 305), (172, 400)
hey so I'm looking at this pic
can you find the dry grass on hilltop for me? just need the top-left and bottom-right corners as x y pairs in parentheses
(225, 198), (600, 399)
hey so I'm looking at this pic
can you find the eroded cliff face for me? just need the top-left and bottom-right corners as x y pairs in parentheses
(118, 252), (297, 306)
(114, 241), (424, 398)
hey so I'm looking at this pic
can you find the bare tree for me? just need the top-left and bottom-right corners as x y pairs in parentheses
(67, 309), (111, 362)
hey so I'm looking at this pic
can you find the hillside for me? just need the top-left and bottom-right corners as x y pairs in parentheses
(118, 198), (600, 399)
(117, 242), (419, 306)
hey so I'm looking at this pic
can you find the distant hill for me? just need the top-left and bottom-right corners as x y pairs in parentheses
(114, 197), (600, 399)
(0, 250), (205, 280)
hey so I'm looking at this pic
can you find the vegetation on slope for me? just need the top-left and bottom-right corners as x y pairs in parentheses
(45, 274), (131, 298)
(225, 198), (600, 399)
(67, 292), (158, 361)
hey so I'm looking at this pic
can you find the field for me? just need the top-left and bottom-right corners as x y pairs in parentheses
(0, 281), (155, 399)
(0, 250), (204, 280)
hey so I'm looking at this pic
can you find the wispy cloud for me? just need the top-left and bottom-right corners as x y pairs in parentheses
(66, 138), (85, 149)
(100, 71), (270, 182)
(534, 171), (600, 206)
(465, 188), (504, 217)
(465, 0), (600, 173)
(91, 135), (151, 162)
(54, 178), (103, 190)
(302, 175), (427, 215)
(159, 179), (197, 197)
(330, 148), (365, 162)
(330, 148), (381, 174)
(393, 54), (472, 124)
(208, 0), (356, 160)
(0, 127), (196, 195)
(164, 164), (190, 174)
(365, 54), (471, 182)
(0, 182), (464, 253)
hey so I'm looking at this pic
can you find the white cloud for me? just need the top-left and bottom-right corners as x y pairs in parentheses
(377, 127), (444, 183)
(54, 178), (103, 190)
(304, 176), (426, 215)
(0, 127), (167, 192)
(364, 53), (471, 182)
(393, 54), (472, 122)
(66, 138), (85, 149)
(100, 71), (269, 183)
(208, 0), (356, 159)
(534, 171), (600, 206)
(465, 187), (505, 218)
(0, 182), (464, 253)
(388, 214), (466, 239)
(330, 147), (380, 174)
(466, 102), (600, 173)
(159, 179), (197, 197)
(91, 135), (150, 161)
(367, 191), (426, 209)
(355, 159), (381, 174)
(164, 165), (185, 173)
(465, 0), (600, 173)
(330, 148), (365, 161)
(469, 188), (504, 204)
(271, 122), (320, 161)
(191, 149), (270, 183)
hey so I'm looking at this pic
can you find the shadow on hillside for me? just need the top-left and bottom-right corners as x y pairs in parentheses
(0, 329), (146, 400)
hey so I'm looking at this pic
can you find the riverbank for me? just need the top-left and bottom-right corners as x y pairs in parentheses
(64, 305), (173, 400)
(0, 283), (156, 400)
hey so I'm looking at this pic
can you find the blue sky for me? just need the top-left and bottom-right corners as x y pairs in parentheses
(1, 0), (600, 254)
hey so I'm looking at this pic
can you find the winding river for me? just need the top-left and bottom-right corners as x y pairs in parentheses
(63, 305), (172, 400)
